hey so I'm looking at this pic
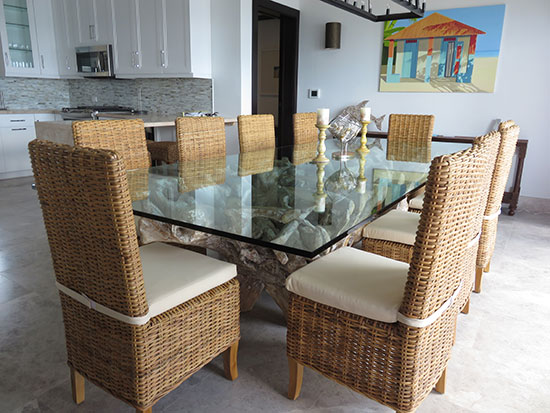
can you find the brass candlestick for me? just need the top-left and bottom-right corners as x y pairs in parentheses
(356, 150), (368, 194)
(313, 162), (328, 213)
(312, 124), (330, 163)
(357, 120), (371, 154)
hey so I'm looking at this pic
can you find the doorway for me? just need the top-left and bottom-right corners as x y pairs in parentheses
(252, 0), (299, 147)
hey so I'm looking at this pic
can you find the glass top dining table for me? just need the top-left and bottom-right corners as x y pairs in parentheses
(131, 138), (470, 259)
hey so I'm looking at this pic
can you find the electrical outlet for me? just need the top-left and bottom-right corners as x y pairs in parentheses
(308, 89), (320, 99)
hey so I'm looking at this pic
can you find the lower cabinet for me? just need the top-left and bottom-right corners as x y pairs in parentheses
(0, 126), (35, 173)
(0, 113), (58, 178)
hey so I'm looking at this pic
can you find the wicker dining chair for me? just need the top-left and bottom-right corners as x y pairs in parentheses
(237, 114), (276, 152)
(286, 140), (493, 413)
(146, 141), (179, 165)
(73, 119), (152, 201)
(29, 139), (240, 413)
(475, 122), (520, 293)
(386, 114), (435, 163)
(176, 116), (226, 161)
(72, 119), (151, 169)
(293, 112), (317, 145)
(362, 130), (501, 264)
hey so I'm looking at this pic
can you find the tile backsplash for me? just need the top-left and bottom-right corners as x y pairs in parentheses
(0, 78), (70, 109)
(0, 77), (212, 114)
(68, 78), (212, 114)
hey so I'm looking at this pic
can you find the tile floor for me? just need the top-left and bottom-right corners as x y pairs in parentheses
(1, 177), (549, 413)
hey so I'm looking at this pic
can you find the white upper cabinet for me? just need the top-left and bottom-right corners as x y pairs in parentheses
(32, 0), (58, 77)
(0, 0), (40, 76)
(51, 0), (78, 77)
(113, 0), (211, 78)
(75, 0), (113, 46)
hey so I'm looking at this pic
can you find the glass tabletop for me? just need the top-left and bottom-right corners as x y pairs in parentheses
(131, 138), (470, 258)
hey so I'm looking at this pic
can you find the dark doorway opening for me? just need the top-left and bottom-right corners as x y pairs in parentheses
(252, 0), (299, 147)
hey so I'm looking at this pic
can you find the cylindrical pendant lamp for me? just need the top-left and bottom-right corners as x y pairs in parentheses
(325, 22), (341, 49)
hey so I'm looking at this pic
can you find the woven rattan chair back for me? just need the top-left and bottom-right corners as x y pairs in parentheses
(400, 133), (497, 321)
(175, 116), (226, 161)
(237, 114), (276, 152)
(477, 122), (520, 268)
(387, 114), (435, 163)
(28, 139), (148, 318)
(293, 112), (317, 145)
(72, 119), (150, 170)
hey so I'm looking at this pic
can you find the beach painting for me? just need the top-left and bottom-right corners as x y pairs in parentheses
(379, 5), (506, 93)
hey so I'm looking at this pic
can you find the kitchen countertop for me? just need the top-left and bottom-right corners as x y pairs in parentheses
(0, 109), (61, 114)
(97, 113), (237, 127)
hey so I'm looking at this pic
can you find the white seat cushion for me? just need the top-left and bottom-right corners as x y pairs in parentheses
(362, 209), (420, 246)
(140, 242), (237, 318)
(409, 193), (424, 210)
(286, 247), (410, 322)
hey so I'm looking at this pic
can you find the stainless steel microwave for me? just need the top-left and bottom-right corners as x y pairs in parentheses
(75, 45), (114, 77)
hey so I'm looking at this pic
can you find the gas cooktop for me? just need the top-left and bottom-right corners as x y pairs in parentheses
(61, 106), (148, 120)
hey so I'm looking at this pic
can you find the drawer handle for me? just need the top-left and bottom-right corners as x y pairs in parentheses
(11, 128), (27, 131)
(10, 119), (26, 122)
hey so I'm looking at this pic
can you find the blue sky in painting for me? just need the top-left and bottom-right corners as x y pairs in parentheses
(392, 5), (506, 57)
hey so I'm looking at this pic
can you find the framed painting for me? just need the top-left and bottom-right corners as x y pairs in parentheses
(379, 5), (506, 93)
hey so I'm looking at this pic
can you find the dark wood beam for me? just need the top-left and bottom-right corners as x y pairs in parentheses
(318, 0), (424, 22)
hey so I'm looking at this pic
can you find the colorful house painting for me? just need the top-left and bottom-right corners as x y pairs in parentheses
(386, 13), (485, 84)
(379, 5), (506, 93)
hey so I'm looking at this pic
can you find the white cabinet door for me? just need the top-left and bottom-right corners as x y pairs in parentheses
(32, 0), (58, 77)
(75, 0), (113, 46)
(52, 0), (78, 77)
(0, 0), (41, 77)
(162, 0), (191, 76)
(1, 125), (34, 172)
(0, 134), (4, 173)
(136, 0), (162, 75)
(112, 0), (138, 75)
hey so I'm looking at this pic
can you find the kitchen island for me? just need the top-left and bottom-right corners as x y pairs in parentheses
(35, 114), (238, 146)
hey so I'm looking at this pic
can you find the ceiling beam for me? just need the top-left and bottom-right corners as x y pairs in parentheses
(318, 0), (425, 22)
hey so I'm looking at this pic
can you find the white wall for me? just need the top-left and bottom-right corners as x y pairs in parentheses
(210, 0), (252, 154)
(212, 0), (550, 198)
(295, 0), (550, 199)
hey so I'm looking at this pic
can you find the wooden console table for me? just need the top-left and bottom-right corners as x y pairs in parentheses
(367, 131), (528, 216)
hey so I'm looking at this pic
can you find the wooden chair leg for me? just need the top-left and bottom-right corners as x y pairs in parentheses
(70, 368), (85, 405)
(223, 341), (239, 381)
(461, 298), (470, 314)
(474, 267), (483, 293)
(434, 368), (446, 394)
(288, 357), (304, 400)
(136, 408), (152, 413)
(484, 261), (491, 273)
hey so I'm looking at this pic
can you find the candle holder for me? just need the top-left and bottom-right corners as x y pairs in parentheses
(356, 150), (368, 194)
(357, 120), (371, 154)
(313, 162), (328, 213)
(312, 124), (330, 164)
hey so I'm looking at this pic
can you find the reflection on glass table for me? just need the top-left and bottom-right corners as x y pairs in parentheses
(132, 138), (470, 258)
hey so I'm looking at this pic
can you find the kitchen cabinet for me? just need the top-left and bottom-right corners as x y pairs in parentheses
(51, 0), (78, 77)
(0, 113), (58, 178)
(32, 0), (58, 77)
(0, 0), (40, 76)
(113, 0), (211, 78)
(75, 0), (113, 46)
(0, 0), (60, 78)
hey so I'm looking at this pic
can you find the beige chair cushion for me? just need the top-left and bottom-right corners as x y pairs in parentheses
(362, 209), (420, 246)
(140, 242), (237, 318)
(409, 193), (424, 210)
(286, 247), (409, 322)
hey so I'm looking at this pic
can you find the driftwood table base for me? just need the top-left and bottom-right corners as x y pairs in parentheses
(137, 217), (362, 318)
